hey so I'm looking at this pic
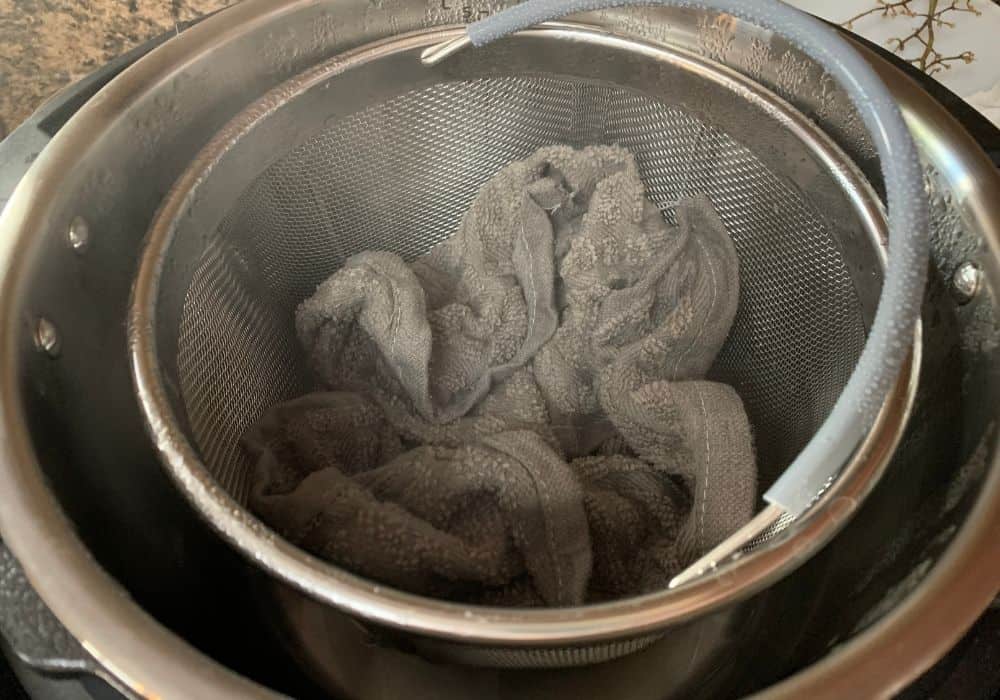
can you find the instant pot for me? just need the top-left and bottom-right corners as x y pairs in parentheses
(0, 1), (997, 698)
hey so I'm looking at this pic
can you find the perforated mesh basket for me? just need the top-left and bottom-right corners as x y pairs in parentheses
(129, 0), (924, 668)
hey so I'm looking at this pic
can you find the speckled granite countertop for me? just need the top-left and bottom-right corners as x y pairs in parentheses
(0, 0), (232, 137)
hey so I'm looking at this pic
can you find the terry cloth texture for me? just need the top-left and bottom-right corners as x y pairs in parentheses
(245, 145), (756, 606)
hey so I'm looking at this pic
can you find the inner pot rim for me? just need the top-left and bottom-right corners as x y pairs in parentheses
(127, 22), (919, 645)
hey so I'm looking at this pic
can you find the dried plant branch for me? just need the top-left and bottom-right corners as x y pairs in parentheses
(841, 0), (981, 73)
(843, 0), (917, 29)
(924, 50), (976, 74)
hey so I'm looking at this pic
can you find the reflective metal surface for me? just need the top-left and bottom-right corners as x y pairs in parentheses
(761, 37), (1000, 697)
(0, 1), (995, 698)
(128, 22), (916, 660)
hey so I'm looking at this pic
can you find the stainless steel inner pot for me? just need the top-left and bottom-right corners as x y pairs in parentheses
(128, 21), (916, 667)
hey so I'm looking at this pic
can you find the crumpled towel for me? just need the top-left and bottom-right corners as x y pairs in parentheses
(245, 145), (756, 606)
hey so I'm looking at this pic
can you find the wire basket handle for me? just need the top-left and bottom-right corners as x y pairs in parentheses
(422, 0), (928, 584)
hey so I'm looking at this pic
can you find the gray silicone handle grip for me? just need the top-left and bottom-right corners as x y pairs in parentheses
(468, 0), (928, 515)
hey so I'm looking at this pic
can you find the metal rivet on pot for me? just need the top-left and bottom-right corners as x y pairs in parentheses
(67, 216), (90, 253)
(33, 318), (61, 357)
(953, 262), (982, 304)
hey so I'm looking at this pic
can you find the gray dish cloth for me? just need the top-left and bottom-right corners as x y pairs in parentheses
(245, 145), (756, 607)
